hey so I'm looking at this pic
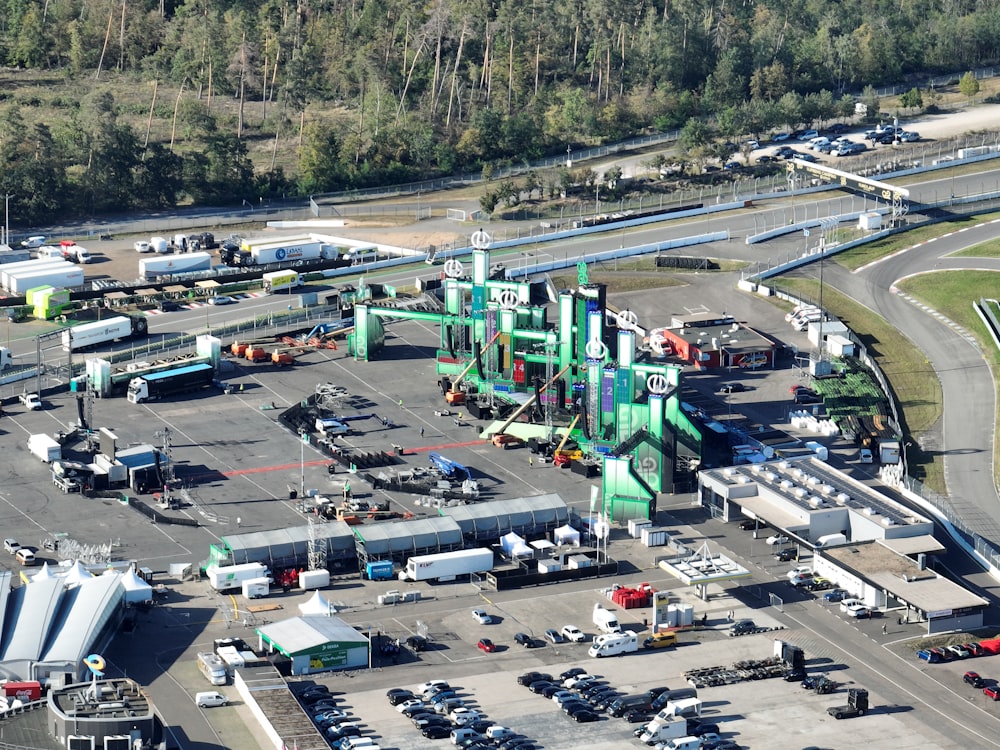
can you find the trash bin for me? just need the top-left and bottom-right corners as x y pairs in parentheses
(288, 489), (298, 500)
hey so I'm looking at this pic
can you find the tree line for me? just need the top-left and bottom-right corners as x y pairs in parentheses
(1, 0), (998, 223)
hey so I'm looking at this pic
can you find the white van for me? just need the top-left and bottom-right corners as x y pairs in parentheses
(15, 549), (35, 566)
(195, 691), (228, 708)
(451, 728), (481, 745)
(792, 311), (823, 331)
(663, 738), (704, 750)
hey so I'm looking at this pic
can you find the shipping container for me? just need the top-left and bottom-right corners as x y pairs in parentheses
(298, 569), (331, 590)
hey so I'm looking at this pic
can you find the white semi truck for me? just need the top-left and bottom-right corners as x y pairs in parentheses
(139, 251), (213, 280)
(61, 315), (148, 352)
(242, 236), (328, 265)
(399, 548), (494, 582)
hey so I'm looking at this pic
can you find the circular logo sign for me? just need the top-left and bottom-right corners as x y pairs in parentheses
(444, 259), (465, 278)
(585, 338), (608, 360)
(275, 247), (286, 260)
(84, 653), (106, 676)
(498, 289), (519, 310)
(637, 456), (659, 474)
(616, 309), (639, 330)
(646, 373), (669, 395)
(471, 230), (492, 250)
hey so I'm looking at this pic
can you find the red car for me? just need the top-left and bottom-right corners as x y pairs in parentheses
(984, 686), (1000, 700)
(477, 638), (496, 653)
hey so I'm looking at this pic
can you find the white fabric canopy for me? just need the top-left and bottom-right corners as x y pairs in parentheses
(500, 532), (525, 555)
(64, 560), (94, 586)
(554, 524), (580, 547)
(31, 562), (55, 582)
(510, 542), (534, 558)
(299, 590), (335, 615)
(121, 568), (153, 603)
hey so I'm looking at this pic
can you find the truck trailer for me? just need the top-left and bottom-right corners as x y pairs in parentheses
(206, 562), (269, 592)
(5, 265), (85, 294)
(241, 236), (330, 266)
(27, 434), (62, 463)
(126, 362), (215, 403)
(400, 548), (494, 582)
(139, 252), (213, 280)
(262, 270), (302, 293)
(62, 315), (148, 352)
(1, 259), (71, 289)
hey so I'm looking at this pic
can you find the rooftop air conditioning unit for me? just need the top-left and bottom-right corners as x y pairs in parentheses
(836, 493), (850, 504)
(780, 480), (794, 489)
(862, 507), (877, 516)
(820, 484), (834, 495)
(794, 488), (808, 498)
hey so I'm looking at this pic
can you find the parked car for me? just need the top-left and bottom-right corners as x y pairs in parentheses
(772, 132), (791, 141)
(386, 688), (415, 705)
(899, 131), (920, 142)
(827, 123), (850, 134)
(730, 619), (757, 636)
(985, 686), (1000, 701)
(964, 643), (986, 657)
(561, 625), (586, 642)
(807, 577), (832, 591)
(718, 382), (747, 393)
(518, 671), (553, 686)
(824, 588), (849, 602)
(514, 632), (535, 648)
(766, 534), (790, 546)
(570, 709), (599, 722)
(738, 519), (760, 530)
(422, 725), (452, 739)
(798, 129), (819, 140)
(528, 680), (554, 694)
(844, 603), (871, 618)
(472, 609), (492, 625)
(477, 638), (496, 653)
(964, 671), (985, 688)
(560, 668), (587, 680)
(756, 154), (777, 164)
(3, 539), (20, 554)
(947, 645), (971, 659)
(774, 548), (798, 562)
(208, 295), (237, 306)
(544, 629), (563, 644)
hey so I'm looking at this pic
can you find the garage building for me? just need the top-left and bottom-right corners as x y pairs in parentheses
(257, 615), (369, 675)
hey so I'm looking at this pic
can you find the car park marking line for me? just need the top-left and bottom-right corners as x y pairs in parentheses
(783, 606), (1000, 746)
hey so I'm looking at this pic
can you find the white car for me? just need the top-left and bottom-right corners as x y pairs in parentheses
(134, 240), (152, 253)
(21, 236), (46, 248)
(845, 603), (871, 618)
(449, 708), (482, 725)
(471, 609), (492, 625)
(772, 132), (790, 141)
(561, 625), (586, 642)
(766, 534), (790, 546)
(395, 699), (425, 714)
(798, 129), (819, 140)
(839, 598), (864, 612)
(786, 566), (813, 579)
(563, 675), (597, 689)
(416, 680), (449, 694)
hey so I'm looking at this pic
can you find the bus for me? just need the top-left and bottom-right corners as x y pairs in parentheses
(262, 270), (302, 294)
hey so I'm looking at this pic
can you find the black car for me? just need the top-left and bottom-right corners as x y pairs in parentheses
(774, 547), (797, 562)
(541, 685), (563, 699)
(756, 155), (777, 164)
(406, 635), (429, 652)
(386, 688), (416, 705)
(571, 709), (600, 723)
(775, 146), (795, 157)
(718, 382), (747, 394)
(514, 632), (535, 648)
(517, 672), (552, 686)
(422, 725), (452, 739)
(876, 133), (896, 144)
(783, 668), (807, 682)
(730, 619), (757, 636)
(157, 299), (181, 312)
(623, 709), (652, 723)
(688, 720), (720, 736)
(827, 123), (850, 134)
(528, 680), (554, 694)
(560, 667), (587, 681)
(561, 700), (592, 714)
(737, 519), (759, 531)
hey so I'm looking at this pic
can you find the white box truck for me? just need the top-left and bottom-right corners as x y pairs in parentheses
(0, 347), (12, 371)
(400, 548), (494, 582)
(61, 315), (148, 351)
(638, 716), (688, 745)
(241, 577), (271, 599)
(588, 630), (638, 657)
(593, 604), (622, 634)
(262, 270), (302, 293)
(28, 434), (62, 462)
(206, 562), (269, 592)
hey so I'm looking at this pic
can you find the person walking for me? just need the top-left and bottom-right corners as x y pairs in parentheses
(420, 427), (425, 438)
(529, 456), (534, 468)
(882, 624), (888, 635)
(236, 517), (241, 528)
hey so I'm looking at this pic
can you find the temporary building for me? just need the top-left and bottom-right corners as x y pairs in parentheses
(352, 516), (463, 565)
(63, 561), (94, 587)
(298, 591), (335, 616)
(500, 532), (525, 556)
(257, 615), (369, 675)
(120, 568), (153, 604)
(442, 493), (569, 543)
(553, 524), (581, 547)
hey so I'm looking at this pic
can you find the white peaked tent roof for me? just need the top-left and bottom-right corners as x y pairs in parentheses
(121, 568), (153, 603)
(510, 541), (533, 558)
(299, 590), (335, 615)
(64, 560), (94, 585)
(32, 562), (55, 582)
(500, 532), (524, 555)
(554, 524), (580, 546)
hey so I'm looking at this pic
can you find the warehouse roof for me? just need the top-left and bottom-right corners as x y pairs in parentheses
(257, 615), (368, 657)
(352, 516), (462, 555)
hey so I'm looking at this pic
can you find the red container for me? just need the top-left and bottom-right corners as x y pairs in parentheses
(4, 681), (42, 701)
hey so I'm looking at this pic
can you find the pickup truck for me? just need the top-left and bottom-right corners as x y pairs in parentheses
(18, 392), (42, 410)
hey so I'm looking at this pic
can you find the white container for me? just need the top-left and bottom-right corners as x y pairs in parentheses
(298, 569), (331, 590)
(538, 559), (561, 574)
(567, 554), (592, 570)
(641, 527), (668, 547)
(664, 604), (680, 628)
(675, 603), (694, 627)
(628, 519), (653, 538)
(241, 577), (271, 599)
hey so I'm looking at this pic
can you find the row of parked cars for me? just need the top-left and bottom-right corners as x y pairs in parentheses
(295, 685), (373, 749)
(918, 642), (989, 663)
(390, 680), (536, 750)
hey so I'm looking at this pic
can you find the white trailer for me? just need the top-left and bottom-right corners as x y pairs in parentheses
(262, 270), (302, 293)
(61, 316), (147, 352)
(248, 241), (325, 265)
(28, 434), (62, 463)
(139, 251), (213, 280)
(6, 265), (85, 294)
(588, 630), (639, 657)
(400, 548), (494, 582)
(206, 562), (269, 592)
(241, 577), (271, 599)
(2, 261), (77, 292)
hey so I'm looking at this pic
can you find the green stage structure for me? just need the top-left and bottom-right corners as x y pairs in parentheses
(348, 242), (702, 522)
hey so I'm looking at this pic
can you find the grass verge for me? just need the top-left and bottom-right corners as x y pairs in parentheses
(951, 239), (1000, 257)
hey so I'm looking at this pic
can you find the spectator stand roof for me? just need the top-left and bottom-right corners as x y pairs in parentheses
(41, 573), (124, 667)
(441, 493), (570, 543)
(352, 516), (463, 564)
(222, 522), (357, 566)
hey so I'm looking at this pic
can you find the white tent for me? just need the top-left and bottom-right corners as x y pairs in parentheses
(510, 541), (534, 558)
(500, 532), (525, 556)
(31, 562), (55, 582)
(120, 568), (153, 604)
(554, 524), (580, 547)
(299, 590), (335, 615)
(63, 560), (94, 586)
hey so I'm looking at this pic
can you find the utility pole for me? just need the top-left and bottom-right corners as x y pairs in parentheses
(2, 194), (14, 246)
